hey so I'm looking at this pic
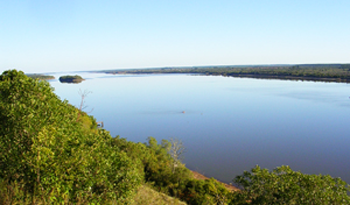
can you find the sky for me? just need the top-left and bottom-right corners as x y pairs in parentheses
(1, 0), (350, 73)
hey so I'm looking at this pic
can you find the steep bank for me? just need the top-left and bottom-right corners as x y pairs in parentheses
(191, 171), (239, 192)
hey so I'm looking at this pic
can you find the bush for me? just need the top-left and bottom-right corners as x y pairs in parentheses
(180, 178), (232, 205)
(232, 165), (350, 205)
(111, 136), (233, 204)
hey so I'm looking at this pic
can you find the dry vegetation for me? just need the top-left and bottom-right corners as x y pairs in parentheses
(132, 185), (186, 205)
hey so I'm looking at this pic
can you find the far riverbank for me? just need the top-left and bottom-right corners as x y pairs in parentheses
(98, 63), (350, 83)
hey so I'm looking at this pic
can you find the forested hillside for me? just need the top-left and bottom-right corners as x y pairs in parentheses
(1, 70), (349, 204)
(0, 70), (231, 204)
(0, 70), (142, 204)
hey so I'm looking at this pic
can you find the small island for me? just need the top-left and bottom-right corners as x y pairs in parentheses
(27, 74), (55, 81)
(59, 75), (85, 83)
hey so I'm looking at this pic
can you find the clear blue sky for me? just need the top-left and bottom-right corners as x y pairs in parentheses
(1, 0), (350, 73)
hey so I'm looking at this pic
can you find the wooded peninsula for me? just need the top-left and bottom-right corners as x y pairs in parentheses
(101, 64), (350, 83)
(27, 74), (55, 80)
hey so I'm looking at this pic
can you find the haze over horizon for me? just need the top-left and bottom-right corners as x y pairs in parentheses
(1, 0), (350, 74)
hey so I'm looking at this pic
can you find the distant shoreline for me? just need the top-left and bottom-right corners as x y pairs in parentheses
(202, 73), (350, 83)
(105, 71), (350, 83)
(98, 64), (350, 83)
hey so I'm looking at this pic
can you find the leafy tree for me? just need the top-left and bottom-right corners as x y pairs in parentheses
(231, 165), (350, 205)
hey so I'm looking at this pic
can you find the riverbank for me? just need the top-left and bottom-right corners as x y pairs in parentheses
(191, 170), (239, 192)
(100, 64), (350, 83)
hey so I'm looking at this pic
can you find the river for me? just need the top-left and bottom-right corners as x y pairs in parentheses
(48, 72), (350, 184)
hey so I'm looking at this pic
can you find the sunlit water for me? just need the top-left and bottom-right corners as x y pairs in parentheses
(48, 72), (350, 184)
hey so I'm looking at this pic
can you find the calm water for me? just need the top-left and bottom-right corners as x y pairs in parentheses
(48, 72), (350, 184)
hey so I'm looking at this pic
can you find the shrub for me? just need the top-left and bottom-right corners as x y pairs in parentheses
(232, 165), (350, 205)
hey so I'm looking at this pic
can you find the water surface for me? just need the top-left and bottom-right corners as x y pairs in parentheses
(49, 72), (350, 184)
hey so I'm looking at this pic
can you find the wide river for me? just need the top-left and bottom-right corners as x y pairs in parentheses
(48, 72), (350, 184)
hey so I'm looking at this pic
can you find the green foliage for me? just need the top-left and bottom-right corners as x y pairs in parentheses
(232, 165), (350, 205)
(0, 70), (142, 203)
(77, 112), (98, 135)
(112, 136), (233, 204)
(112, 136), (191, 190)
(181, 178), (232, 205)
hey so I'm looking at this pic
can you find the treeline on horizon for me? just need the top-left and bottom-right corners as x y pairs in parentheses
(1, 70), (350, 204)
(104, 64), (350, 83)
(26, 74), (55, 81)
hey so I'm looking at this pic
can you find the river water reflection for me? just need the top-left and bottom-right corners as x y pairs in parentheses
(48, 72), (350, 184)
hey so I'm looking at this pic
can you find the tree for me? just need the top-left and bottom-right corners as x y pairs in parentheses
(169, 137), (185, 173)
(231, 165), (350, 205)
(76, 89), (93, 121)
(78, 89), (92, 112)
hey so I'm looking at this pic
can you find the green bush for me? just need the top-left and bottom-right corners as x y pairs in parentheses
(111, 136), (233, 204)
(180, 178), (232, 205)
(232, 165), (350, 205)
